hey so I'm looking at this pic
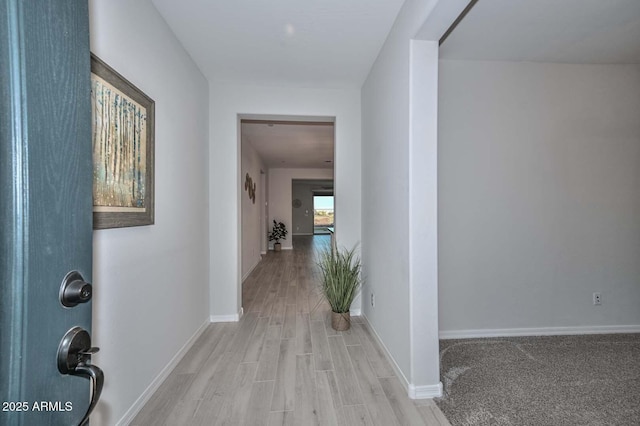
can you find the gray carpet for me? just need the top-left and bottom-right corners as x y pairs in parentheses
(435, 334), (640, 426)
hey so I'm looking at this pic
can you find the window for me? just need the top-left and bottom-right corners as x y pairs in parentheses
(313, 195), (334, 233)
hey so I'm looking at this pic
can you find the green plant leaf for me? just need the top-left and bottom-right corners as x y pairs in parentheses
(317, 245), (361, 314)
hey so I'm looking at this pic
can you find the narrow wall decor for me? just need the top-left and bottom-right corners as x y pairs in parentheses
(245, 172), (256, 204)
(91, 54), (155, 229)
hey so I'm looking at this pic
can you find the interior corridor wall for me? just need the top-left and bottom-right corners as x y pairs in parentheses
(89, 1), (210, 424)
(292, 181), (319, 235)
(439, 60), (640, 336)
(361, 0), (443, 396)
(241, 136), (265, 280)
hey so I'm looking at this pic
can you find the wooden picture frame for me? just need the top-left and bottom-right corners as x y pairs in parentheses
(90, 54), (155, 229)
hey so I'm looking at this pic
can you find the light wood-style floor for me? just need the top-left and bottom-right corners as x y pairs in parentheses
(132, 235), (450, 425)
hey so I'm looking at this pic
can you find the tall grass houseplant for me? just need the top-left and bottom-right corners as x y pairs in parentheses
(318, 245), (361, 331)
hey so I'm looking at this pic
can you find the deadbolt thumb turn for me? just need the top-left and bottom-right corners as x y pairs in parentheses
(57, 327), (104, 426)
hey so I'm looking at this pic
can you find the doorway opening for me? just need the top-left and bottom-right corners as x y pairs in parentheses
(239, 115), (335, 312)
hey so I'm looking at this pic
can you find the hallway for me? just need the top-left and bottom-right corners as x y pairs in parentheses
(132, 236), (449, 425)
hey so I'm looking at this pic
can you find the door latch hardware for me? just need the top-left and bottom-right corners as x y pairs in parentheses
(57, 327), (104, 426)
(59, 271), (92, 307)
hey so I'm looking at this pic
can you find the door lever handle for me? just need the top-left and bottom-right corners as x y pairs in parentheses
(74, 362), (104, 426)
(57, 327), (104, 426)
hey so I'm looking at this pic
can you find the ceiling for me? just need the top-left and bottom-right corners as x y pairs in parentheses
(151, 0), (405, 88)
(242, 121), (334, 169)
(440, 0), (640, 64)
(152, 1), (640, 172)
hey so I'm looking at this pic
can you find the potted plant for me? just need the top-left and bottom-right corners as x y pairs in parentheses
(269, 220), (288, 252)
(317, 245), (362, 331)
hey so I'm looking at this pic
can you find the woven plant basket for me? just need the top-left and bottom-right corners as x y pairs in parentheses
(331, 311), (350, 331)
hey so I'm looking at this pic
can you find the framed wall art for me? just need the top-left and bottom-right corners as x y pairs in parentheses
(90, 54), (155, 229)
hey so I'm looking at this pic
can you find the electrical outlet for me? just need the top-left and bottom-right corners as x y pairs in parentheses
(593, 292), (602, 305)
(371, 293), (375, 308)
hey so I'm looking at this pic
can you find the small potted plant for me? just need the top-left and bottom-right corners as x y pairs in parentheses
(269, 220), (288, 252)
(318, 245), (362, 331)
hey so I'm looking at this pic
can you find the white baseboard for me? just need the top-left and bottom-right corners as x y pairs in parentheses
(261, 251), (267, 255)
(269, 246), (293, 251)
(409, 382), (443, 399)
(361, 315), (442, 399)
(115, 319), (210, 426)
(210, 307), (243, 323)
(351, 308), (362, 316)
(242, 257), (262, 282)
(439, 324), (640, 340)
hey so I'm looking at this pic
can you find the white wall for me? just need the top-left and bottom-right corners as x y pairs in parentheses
(292, 181), (320, 235)
(262, 172), (269, 254)
(209, 84), (361, 318)
(269, 169), (334, 248)
(361, 0), (446, 398)
(241, 137), (265, 280)
(408, 39), (441, 395)
(89, 1), (210, 424)
(439, 60), (640, 335)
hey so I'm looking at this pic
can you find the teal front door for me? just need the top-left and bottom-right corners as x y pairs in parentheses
(1, 1), (100, 425)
